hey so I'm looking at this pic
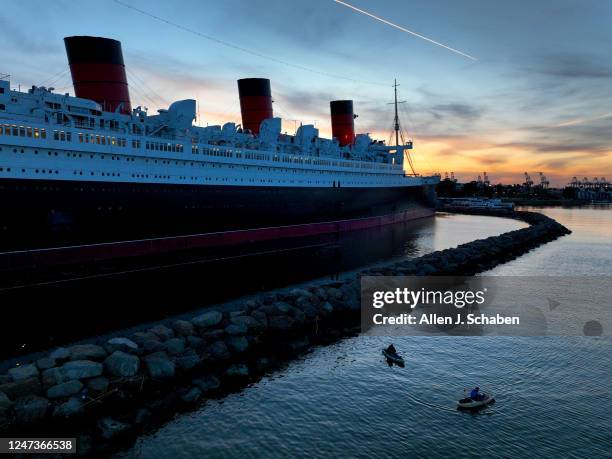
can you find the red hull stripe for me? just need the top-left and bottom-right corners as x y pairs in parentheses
(0, 208), (434, 270)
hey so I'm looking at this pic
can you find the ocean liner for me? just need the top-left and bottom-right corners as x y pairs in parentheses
(0, 36), (438, 253)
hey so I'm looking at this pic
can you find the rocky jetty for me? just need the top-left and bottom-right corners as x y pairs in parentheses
(0, 210), (570, 455)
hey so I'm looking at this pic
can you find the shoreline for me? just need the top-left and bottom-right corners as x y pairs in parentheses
(0, 210), (571, 456)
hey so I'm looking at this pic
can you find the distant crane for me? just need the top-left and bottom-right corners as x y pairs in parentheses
(524, 172), (533, 188)
(538, 172), (549, 189)
(450, 172), (456, 183)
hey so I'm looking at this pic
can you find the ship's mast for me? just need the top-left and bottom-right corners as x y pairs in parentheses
(388, 79), (416, 176)
(393, 79), (400, 147)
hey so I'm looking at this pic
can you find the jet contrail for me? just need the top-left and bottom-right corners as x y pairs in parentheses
(333, 0), (477, 61)
(554, 113), (612, 127)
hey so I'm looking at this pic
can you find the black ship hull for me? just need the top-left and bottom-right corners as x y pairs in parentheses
(0, 178), (436, 251)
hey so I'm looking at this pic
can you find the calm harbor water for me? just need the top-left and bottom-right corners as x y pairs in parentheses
(114, 206), (612, 458)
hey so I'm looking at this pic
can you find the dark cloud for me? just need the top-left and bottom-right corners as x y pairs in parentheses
(430, 103), (482, 120)
(215, 0), (351, 46)
(273, 87), (336, 122)
(497, 141), (610, 155)
(478, 156), (509, 165)
(526, 53), (612, 79)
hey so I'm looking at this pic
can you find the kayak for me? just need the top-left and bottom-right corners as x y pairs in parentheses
(457, 394), (494, 410)
(382, 349), (405, 367)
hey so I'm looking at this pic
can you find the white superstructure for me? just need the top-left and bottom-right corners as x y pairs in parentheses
(0, 77), (438, 189)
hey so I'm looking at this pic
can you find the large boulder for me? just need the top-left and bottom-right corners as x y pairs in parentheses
(42, 368), (64, 389)
(289, 308), (306, 326)
(319, 302), (334, 315)
(172, 320), (195, 337)
(231, 315), (261, 331)
(226, 336), (249, 354)
(0, 377), (42, 399)
(104, 351), (140, 378)
(303, 305), (319, 320)
(250, 310), (268, 328)
(163, 337), (185, 356)
(87, 377), (109, 394)
(207, 341), (230, 361)
(69, 344), (107, 361)
(289, 288), (312, 299)
(60, 360), (103, 380)
(106, 337), (140, 355)
(144, 352), (175, 380)
(149, 325), (174, 341)
(225, 323), (247, 336)
(325, 287), (342, 300)
(200, 329), (225, 341)
(192, 310), (223, 329)
(192, 375), (220, 393)
(186, 335), (205, 350)
(36, 357), (56, 370)
(268, 315), (295, 332)
(313, 287), (328, 301)
(295, 295), (313, 309)
(181, 387), (202, 404)
(269, 302), (292, 315)
(13, 395), (48, 425)
(47, 380), (83, 399)
(225, 364), (249, 378)
(98, 417), (130, 439)
(131, 332), (159, 347)
(8, 364), (38, 381)
(143, 340), (164, 353)
(49, 347), (70, 362)
(53, 397), (84, 418)
(175, 349), (200, 370)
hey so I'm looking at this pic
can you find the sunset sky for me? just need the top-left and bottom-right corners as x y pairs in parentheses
(2, 0), (611, 185)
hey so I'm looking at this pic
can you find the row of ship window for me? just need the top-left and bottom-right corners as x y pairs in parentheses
(1, 124), (399, 172)
(0, 165), (401, 186)
(77, 132), (127, 147)
(1, 124), (47, 139)
(146, 141), (184, 153)
(1, 129), (399, 176)
(1, 146), (397, 179)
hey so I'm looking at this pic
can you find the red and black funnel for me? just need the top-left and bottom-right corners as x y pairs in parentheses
(238, 78), (273, 134)
(64, 36), (131, 114)
(330, 100), (355, 146)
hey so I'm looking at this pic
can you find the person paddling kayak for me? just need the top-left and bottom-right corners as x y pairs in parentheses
(385, 344), (397, 355)
(470, 387), (485, 401)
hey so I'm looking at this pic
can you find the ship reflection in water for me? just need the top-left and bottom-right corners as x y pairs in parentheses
(0, 213), (526, 359)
